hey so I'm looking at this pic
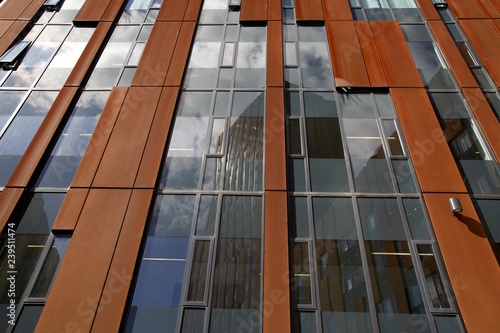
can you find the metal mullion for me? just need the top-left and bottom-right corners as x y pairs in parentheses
(351, 196), (381, 333)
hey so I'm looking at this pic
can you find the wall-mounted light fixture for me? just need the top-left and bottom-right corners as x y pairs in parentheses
(449, 198), (463, 215)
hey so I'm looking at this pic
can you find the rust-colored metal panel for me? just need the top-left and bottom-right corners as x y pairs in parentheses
(52, 188), (89, 232)
(184, 0), (203, 21)
(0, 188), (24, 232)
(370, 21), (423, 87)
(19, 0), (46, 20)
(157, 0), (188, 21)
(462, 88), (500, 161)
(416, 0), (441, 20)
(0, 20), (28, 56)
(355, 21), (388, 87)
(65, 22), (113, 87)
(101, 0), (125, 21)
(131, 22), (181, 86)
(71, 87), (128, 187)
(428, 21), (478, 88)
(492, 2), (500, 17)
(475, 0), (500, 18)
(265, 88), (286, 191)
(295, 0), (324, 21)
(73, 0), (112, 23)
(323, 0), (352, 20)
(164, 21), (196, 86)
(7, 87), (78, 188)
(263, 191), (291, 333)
(91, 189), (153, 333)
(267, 21), (283, 88)
(0, 20), (13, 38)
(35, 189), (132, 333)
(268, 0), (282, 21)
(326, 21), (370, 88)
(0, 0), (32, 19)
(391, 88), (467, 193)
(447, 0), (485, 18)
(135, 87), (179, 188)
(493, 19), (500, 35)
(423, 193), (500, 332)
(240, 0), (267, 22)
(460, 20), (500, 87)
(92, 87), (162, 188)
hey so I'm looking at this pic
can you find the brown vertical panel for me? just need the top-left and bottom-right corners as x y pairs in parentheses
(101, 0), (126, 21)
(0, 20), (28, 55)
(268, 0), (282, 21)
(73, 0), (112, 23)
(265, 88), (286, 191)
(240, 0), (267, 22)
(370, 21), (423, 87)
(462, 88), (500, 161)
(416, 0), (441, 20)
(326, 21), (370, 87)
(0, 20), (13, 38)
(157, 0), (188, 21)
(473, 0), (500, 18)
(184, 0), (203, 21)
(323, 0), (352, 21)
(391, 88), (467, 193)
(492, 2), (500, 17)
(71, 87), (128, 187)
(355, 21), (388, 87)
(0, 188), (24, 232)
(295, 0), (324, 21)
(51, 188), (89, 232)
(135, 87), (179, 188)
(0, 0), (32, 19)
(267, 21), (283, 88)
(164, 21), (196, 86)
(263, 191), (291, 333)
(92, 87), (162, 188)
(131, 22), (181, 86)
(7, 87), (78, 187)
(65, 22), (113, 87)
(35, 189), (132, 333)
(423, 193), (500, 333)
(460, 20), (500, 87)
(493, 19), (500, 35)
(19, 0), (46, 20)
(428, 21), (478, 88)
(91, 189), (153, 333)
(447, 0), (485, 18)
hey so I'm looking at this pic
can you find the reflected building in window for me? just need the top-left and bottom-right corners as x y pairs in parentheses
(0, 0), (499, 332)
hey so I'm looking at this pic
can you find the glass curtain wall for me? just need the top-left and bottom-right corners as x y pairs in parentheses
(0, 0), (94, 187)
(288, 1), (465, 332)
(0, 0), (162, 331)
(124, 0), (265, 332)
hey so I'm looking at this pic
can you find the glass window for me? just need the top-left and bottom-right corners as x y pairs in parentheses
(36, 91), (110, 188)
(474, 199), (500, 243)
(0, 91), (27, 131)
(181, 309), (205, 333)
(125, 195), (195, 333)
(0, 91), (57, 187)
(235, 27), (266, 88)
(403, 199), (431, 240)
(210, 196), (262, 332)
(417, 244), (450, 309)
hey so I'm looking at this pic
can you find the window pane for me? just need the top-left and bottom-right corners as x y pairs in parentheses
(289, 158), (306, 192)
(36, 91), (110, 188)
(125, 195), (195, 333)
(0, 91), (57, 187)
(288, 118), (302, 155)
(417, 244), (450, 309)
(187, 240), (210, 302)
(383, 120), (404, 156)
(393, 160), (418, 194)
(403, 199), (431, 240)
(292, 242), (312, 305)
(195, 195), (218, 236)
(181, 309), (205, 333)
(224, 92), (264, 191)
(435, 316), (462, 333)
(289, 197), (309, 238)
(210, 196), (262, 332)
(0, 91), (26, 131)
(293, 312), (317, 333)
(12, 305), (43, 333)
(474, 199), (500, 243)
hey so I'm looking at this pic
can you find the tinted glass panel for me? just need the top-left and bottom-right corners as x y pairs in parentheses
(417, 244), (450, 309)
(187, 240), (210, 302)
(12, 305), (43, 333)
(181, 309), (205, 333)
(292, 242), (312, 305)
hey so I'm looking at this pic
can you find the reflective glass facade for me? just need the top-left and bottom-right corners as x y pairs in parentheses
(0, 0), (499, 332)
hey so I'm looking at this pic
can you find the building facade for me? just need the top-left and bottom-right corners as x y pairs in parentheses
(0, 0), (499, 332)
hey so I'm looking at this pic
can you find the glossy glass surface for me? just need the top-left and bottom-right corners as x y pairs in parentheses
(210, 196), (262, 332)
(0, 193), (64, 332)
(313, 197), (372, 333)
(292, 242), (312, 305)
(0, 91), (57, 187)
(187, 240), (210, 302)
(417, 244), (450, 309)
(181, 309), (205, 333)
(12, 305), (44, 333)
(36, 91), (110, 188)
(297, 27), (334, 88)
(474, 199), (500, 243)
(126, 195), (195, 333)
